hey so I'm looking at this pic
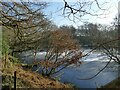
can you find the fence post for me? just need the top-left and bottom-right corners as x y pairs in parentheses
(14, 71), (16, 90)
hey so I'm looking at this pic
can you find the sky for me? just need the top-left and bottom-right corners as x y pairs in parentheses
(41, 0), (119, 28)
(4, 0), (120, 28)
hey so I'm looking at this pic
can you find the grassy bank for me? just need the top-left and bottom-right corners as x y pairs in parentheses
(1, 60), (74, 89)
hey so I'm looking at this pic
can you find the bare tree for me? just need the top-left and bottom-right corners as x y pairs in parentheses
(31, 29), (82, 77)
(1, 1), (83, 77)
(0, 1), (51, 55)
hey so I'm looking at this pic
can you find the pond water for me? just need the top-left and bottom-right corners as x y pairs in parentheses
(18, 49), (120, 89)
(58, 61), (119, 89)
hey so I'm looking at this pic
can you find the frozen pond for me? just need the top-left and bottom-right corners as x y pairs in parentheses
(58, 61), (119, 89)
(18, 49), (120, 89)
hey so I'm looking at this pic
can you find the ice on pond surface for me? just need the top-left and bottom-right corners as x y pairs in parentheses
(18, 49), (119, 89)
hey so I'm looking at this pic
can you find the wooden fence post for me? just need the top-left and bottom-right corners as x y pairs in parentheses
(14, 71), (16, 90)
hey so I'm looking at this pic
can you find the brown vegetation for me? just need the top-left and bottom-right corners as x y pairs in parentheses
(2, 61), (73, 89)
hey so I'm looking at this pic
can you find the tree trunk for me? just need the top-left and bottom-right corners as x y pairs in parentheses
(118, 1), (120, 54)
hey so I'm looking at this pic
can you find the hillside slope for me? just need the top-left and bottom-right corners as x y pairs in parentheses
(2, 61), (73, 89)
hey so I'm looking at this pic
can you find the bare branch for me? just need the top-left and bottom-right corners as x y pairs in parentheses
(62, 0), (107, 21)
